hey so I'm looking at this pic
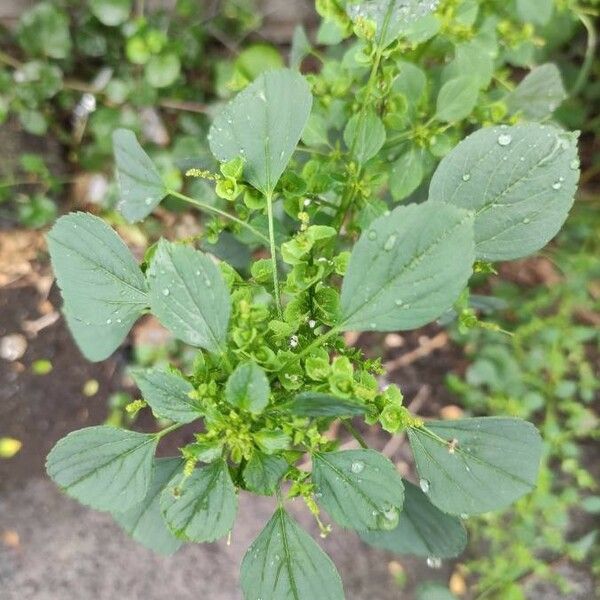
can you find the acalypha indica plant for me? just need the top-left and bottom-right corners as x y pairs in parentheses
(45, 1), (580, 597)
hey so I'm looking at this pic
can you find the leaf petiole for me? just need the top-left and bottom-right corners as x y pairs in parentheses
(167, 188), (270, 247)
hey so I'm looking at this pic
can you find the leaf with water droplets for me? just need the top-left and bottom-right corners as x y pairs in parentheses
(240, 507), (344, 600)
(147, 239), (230, 353)
(160, 459), (237, 542)
(46, 212), (148, 361)
(340, 202), (474, 332)
(360, 480), (467, 558)
(312, 449), (405, 531)
(46, 426), (157, 512)
(506, 63), (567, 120)
(112, 128), (167, 223)
(114, 457), (184, 555)
(225, 362), (270, 414)
(429, 123), (579, 260)
(130, 367), (199, 424)
(208, 68), (312, 195)
(408, 417), (542, 515)
(346, 0), (440, 48)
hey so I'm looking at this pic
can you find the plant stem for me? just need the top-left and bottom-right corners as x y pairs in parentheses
(293, 326), (341, 363)
(265, 191), (283, 319)
(342, 421), (368, 449)
(155, 422), (182, 439)
(571, 11), (597, 97)
(167, 188), (270, 246)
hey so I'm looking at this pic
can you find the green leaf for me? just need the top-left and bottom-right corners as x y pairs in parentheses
(343, 110), (386, 164)
(428, 123), (579, 260)
(209, 68), (313, 195)
(408, 417), (542, 515)
(444, 39), (495, 90)
(130, 368), (199, 424)
(435, 76), (479, 122)
(360, 480), (467, 558)
(112, 128), (167, 223)
(393, 61), (426, 106)
(389, 146), (425, 200)
(516, 0), (553, 25)
(240, 508), (344, 600)
(225, 362), (270, 414)
(243, 451), (288, 495)
(233, 44), (284, 83)
(285, 392), (367, 417)
(46, 426), (158, 512)
(506, 63), (567, 120)
(47, 212), (148, 361)
(145, 53), (181, 88)
(313, 449), (405, 531)
(346, 0), (440, 48)
(340, 202), (474, 332)
(147, 239), (231, 353)
(160, 460), (237, 542)
(18, 2), (71, 59)
(290, 25), (312, 70)
(114, 458), (184, 555)
(90, 0), (132, 26)
(301, 112), (329, 147)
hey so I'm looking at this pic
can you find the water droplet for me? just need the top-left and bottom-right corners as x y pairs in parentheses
(106, 318), (112, 324)
(395, 299), (404, 307)
(552, 181), (562, 190)
(351, 461), (365, 474)
(162, 288), (170, 296)
(308, 319), (316, 329)
(367, 230), (377, 241)
(144, 197), (152, 205)
(460, 513), (469, 520)
(559, 176), (565, 182)
(497, 133), (512, 146)
(462, 173), (471, 181)
(522, 217), (530, 224)
(570, 159), (579, 170)
(384, 234), (397, 251)
(426, 556), (442, 569)
(419, 478), (430, 493)
(376, 506), (399, 530)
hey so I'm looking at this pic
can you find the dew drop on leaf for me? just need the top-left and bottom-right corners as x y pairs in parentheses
(419, 478), (430, 493)
(351, 460), (365, 474)
(497, 133), (512, 146)
(426, 556), (442, 569)
(376, 506), (399, 530)
(383, 234), (397, 251)
(162, 288), (170, 296)
(552, 181), (562, 190)
(367, 230), (377, 241)
(462, 173), (471, 181)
